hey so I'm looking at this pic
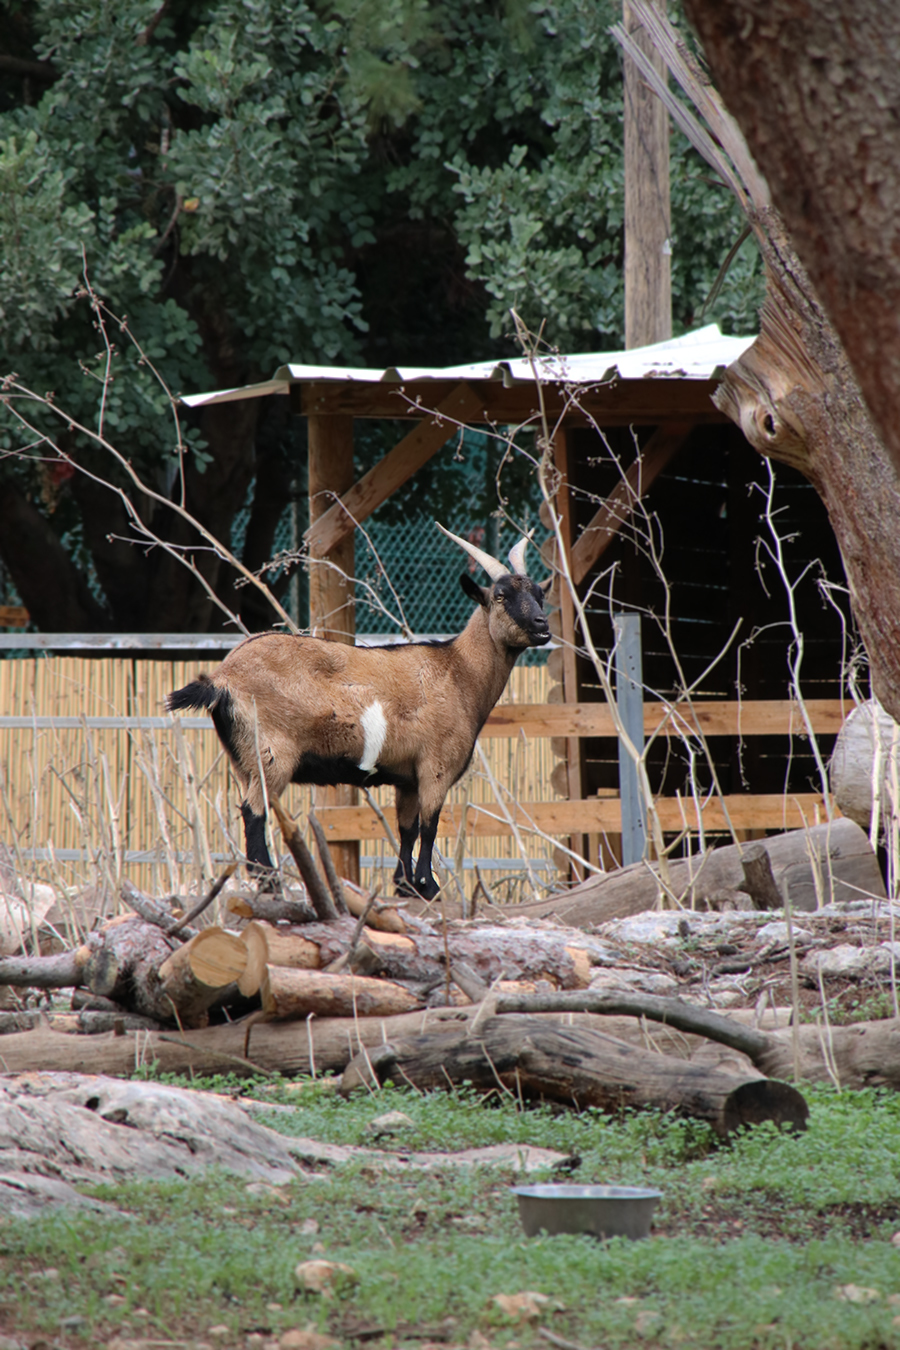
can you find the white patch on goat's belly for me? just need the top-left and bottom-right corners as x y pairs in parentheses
(358, 700), (388, 773)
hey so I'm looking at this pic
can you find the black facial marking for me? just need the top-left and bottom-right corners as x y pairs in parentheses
(493, 575), (551, 646)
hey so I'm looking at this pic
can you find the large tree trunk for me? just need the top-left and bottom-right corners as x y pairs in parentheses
(711, 219), (900, 720)
(0, 481), (110, 630)
(623, 2), (900, 721)
(681, 1), (900, 483)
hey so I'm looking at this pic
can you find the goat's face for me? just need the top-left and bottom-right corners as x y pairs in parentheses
(462, 572), (552, 649)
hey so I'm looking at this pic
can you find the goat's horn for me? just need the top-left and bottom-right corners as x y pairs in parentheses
(507, 530), (534, 576)
(436, 523), (509, 581)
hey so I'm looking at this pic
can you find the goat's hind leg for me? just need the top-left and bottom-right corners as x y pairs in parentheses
(393, 788), (420, 897)
(240, 801), (280, 891)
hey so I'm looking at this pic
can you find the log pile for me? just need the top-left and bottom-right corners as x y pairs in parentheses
(1, 813), (896, 1136)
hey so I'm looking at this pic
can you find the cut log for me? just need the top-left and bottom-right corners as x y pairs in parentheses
(237, 921), (271, 997)
(153, 934), (240, 1029)
(226, 891), (317, 925)
(260, 965), (420, 1019)
(342, 879), (407, 934)
(340, 1015), (809, 1138)
(82, 918), (176, 1012)
(3, 918), (248, 1029)
(225, 917), (594, 992)
(829, 700), (900, 832)
(249, 921), (322, 972)
(510, 819), (885, 926)
(184, 927), (247, 988)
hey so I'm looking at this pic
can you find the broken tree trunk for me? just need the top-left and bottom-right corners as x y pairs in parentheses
(340, 1015), (809, 1138)
(680, 0), (900, 488)
(620, 1), (900, 721)
(509, 819), (884, 926)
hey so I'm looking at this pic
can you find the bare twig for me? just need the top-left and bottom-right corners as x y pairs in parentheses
(168, 861), (239, 937)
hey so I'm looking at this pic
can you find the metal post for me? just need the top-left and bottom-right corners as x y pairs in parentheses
(614, 612), (646, 865)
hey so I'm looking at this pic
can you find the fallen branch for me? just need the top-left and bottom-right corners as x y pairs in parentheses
(121, 879), (197, 939)
(308, 810), (350, 915)
(272, 800), (338, 921)
(0, 946), (94, 990)
(340, 1014), (809, 1137)
(495, 989), (770, 1058)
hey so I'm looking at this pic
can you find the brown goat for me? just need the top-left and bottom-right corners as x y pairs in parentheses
(166, 524), (551, 898)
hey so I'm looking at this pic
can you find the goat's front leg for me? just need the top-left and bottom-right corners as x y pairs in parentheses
(412, 808), (442, 901)
(393, 787), (420, 896)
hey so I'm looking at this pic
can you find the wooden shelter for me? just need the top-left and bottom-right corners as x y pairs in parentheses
(183, 325), (849, 879)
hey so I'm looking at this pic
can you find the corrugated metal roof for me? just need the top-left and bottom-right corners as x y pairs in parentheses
(180, 323), (756, 408)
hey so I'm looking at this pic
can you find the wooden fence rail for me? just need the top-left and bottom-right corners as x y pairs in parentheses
(0, 651), (848, 891)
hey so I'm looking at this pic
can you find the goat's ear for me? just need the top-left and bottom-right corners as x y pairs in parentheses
(540, 576), (554, 594)
(460, 572), (489, 607)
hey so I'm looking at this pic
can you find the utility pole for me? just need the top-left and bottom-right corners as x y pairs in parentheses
(623, 0), (672, 348)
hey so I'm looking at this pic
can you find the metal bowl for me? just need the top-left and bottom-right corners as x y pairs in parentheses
(511, 1184), (662, 1240)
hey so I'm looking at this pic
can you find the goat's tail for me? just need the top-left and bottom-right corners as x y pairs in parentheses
(166, 673), (222, 713)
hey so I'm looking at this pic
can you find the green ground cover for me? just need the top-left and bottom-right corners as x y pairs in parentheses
(2, 1079), (900, 1350)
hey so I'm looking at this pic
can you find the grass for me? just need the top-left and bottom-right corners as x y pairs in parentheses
(3, 1079), (900, 1349)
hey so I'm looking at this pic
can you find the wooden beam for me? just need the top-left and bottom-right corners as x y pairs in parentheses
(307, 413), (359, 883)
(481, 699), (849, 740)
(313, 794), (832, 841)
(623, 0), (672, 348)
(570, 422), (692, 583)
(296, 379), (728, 425)
(304, 383), (487, 555)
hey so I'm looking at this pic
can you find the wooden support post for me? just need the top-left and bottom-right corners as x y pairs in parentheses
(623, 0), (672, 349)
(550, 427), (586, 877)
(614, 612), (646, 865)
(308, 414), (359, 884)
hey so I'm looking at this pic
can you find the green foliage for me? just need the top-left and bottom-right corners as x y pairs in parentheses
(0, 0), (765, 627)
